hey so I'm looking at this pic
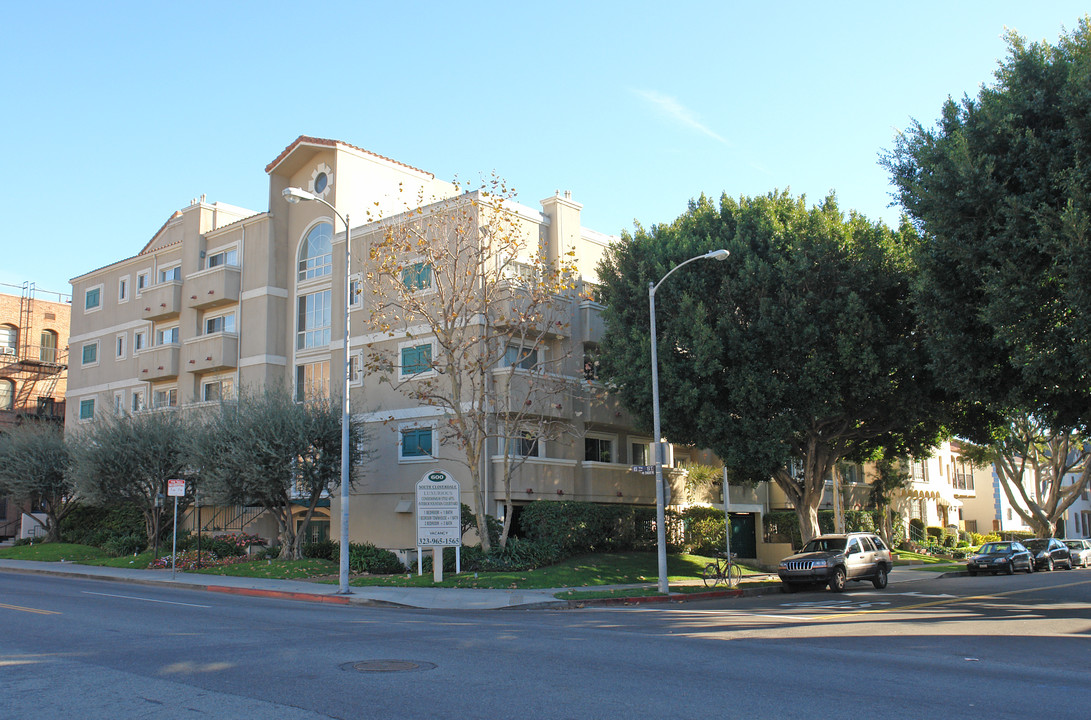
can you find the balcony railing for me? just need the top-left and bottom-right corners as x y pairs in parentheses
(141, 282), (183, 321)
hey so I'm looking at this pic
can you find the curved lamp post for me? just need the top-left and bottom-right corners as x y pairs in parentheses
(283, 186), (353, 595)
(649, 248), (729, 594)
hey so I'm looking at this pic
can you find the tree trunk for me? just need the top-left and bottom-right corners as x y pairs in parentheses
(794, 503), (821, 547)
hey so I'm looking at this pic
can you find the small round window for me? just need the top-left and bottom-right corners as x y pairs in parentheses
(314, 172), (328, 194)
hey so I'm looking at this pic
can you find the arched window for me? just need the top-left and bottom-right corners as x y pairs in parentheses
(0, 324), (17, 356)
(297, 222), (333, 281)
(39, 329), (58, 363)
(0, 378), (14, 410)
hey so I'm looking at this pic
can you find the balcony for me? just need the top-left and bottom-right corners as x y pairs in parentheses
(490, 286), (572, 339)
(183, 333), (239, 373)
(579, 301), (606, 344)
(185, 266), (241, 310)
(136, 346), (181, 381)
(490, 367), (569, 420)
(140, 282), (182, 321)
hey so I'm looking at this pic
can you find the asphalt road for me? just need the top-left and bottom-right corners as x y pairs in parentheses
(2, 569), (1089, 719)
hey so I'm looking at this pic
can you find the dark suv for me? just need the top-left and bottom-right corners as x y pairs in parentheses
(778, 532), (893, 592)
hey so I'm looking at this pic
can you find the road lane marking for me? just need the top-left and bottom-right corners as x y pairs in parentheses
(82, 591), (212, 608)
(0, 602), (60, 615)
(823, 578), (1091, 619)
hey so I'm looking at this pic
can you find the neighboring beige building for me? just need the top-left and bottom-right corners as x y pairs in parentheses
(68, 136), (694, 554)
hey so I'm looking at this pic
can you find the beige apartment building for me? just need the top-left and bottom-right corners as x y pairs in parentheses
(67, 136), (697, 553)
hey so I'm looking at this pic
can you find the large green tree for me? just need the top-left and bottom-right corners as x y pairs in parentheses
(885, 18), (1091, 534)
(597, 191), (955, 542)
(0, 421), (76, 542)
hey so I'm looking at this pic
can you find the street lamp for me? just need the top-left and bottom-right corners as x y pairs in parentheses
(283, 185), (353, 595)
(649, 248), (729, 595)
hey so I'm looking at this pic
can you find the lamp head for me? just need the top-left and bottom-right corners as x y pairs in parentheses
(705, 249), (730, 261)
(282, 186), (318, 204)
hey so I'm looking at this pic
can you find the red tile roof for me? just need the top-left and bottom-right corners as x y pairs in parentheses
(265, 135), (433, 177)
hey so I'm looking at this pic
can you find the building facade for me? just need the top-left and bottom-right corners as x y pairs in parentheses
(68, 137), (698, 554)
(0, 283), (70, 539)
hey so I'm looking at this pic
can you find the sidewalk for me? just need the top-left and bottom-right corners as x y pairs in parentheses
(0, 559), (946, 610)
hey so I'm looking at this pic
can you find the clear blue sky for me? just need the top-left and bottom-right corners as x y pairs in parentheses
(2, 1), (1086, 299)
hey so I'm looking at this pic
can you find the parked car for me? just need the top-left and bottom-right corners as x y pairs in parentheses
(777, 532), (893, 592)
(1063, 539), (1091, 568)
(966, 541), (1034, 575)
(1024, 537), (1073, 571)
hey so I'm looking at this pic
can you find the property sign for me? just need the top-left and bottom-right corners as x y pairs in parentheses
(630, 465), (655, 475)
(167, 478), (186, 497)
(415, 469), (461, 547)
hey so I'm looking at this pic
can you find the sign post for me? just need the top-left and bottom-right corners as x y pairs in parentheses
(415, 469), (461, 582)
(167, 478), (186, 580)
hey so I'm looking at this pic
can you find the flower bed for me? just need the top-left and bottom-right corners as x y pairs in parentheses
(148, 550), (255, 571)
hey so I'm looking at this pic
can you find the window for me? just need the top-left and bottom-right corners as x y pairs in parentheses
(507, 260), (539, 285)
(113, 392), (124, 415)
(349, 354), (362, 385)
(400, 343), (432, 377)
(132, 390), (146, 412)
(631, 441), (651, 466)
(401, 262), (432, 291)
(0, 379), (13, 410)
(583, 349), (600, 381)
(295, 361), (330, 402)
(585, 436), (614, 463)
(134, 330), (146, 352)
(84, 286), (101, 311)
(348, 275), (362, 308)
(202, 377), (234, 403)
(39, 330), (57, 362)
(298, 222), (333, 281)
(153, 388), (177, 408)
(79, 398), (95, 420)
(207, 248), (238, 268)
(156, 327), (179, 345)
(0, 325), (16, 356)
(158, 265), (181, 283)
(115, 333), (126, 359)
(118, 277), (128, 302)
(297, 291), (331, 349)
(910, 459), (927, 483)
(400, 426), (434, 459)
(137, 272), (148, 293)
(205, 312), (236, 334)
(504, 345), (538, 370)
(81, 342), (98, 365)
(847, 538), (862, 555)
(506, 431), (539, 457)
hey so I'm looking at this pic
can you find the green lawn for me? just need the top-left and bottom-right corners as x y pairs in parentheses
(0, 543), (770, 592)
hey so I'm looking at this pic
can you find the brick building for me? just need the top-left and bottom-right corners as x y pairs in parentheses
(0, 282), (70, 539)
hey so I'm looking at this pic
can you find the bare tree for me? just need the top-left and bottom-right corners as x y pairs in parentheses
(0, 421), (76, 542)
(361, 177), (578, 550)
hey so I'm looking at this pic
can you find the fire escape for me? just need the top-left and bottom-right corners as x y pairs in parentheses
(4, 282), (68, 423)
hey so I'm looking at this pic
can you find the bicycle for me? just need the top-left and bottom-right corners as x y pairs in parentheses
(702, 551), (743, 588)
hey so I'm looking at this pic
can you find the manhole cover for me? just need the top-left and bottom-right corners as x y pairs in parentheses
(345, 660), (436, 673)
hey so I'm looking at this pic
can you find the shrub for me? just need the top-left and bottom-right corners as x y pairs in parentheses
(982, 532), (1002, 543)
(60, 502), (145, 547)
(675, 506), (726, 556)
(334, 542), (405, 574)
(925, 526), (946, 544)
(302, 540), (337, 561)
(519, 500), (654, 555)
(102, 533), (147, 557)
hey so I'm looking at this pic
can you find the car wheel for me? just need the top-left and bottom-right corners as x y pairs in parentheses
(828, 567), (847, 593)
(1046, 557), (1054, 572)
(872, 565), (888, 589)
(1025, 560), (1034, 574)
(1005, 560), (1015, 575)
